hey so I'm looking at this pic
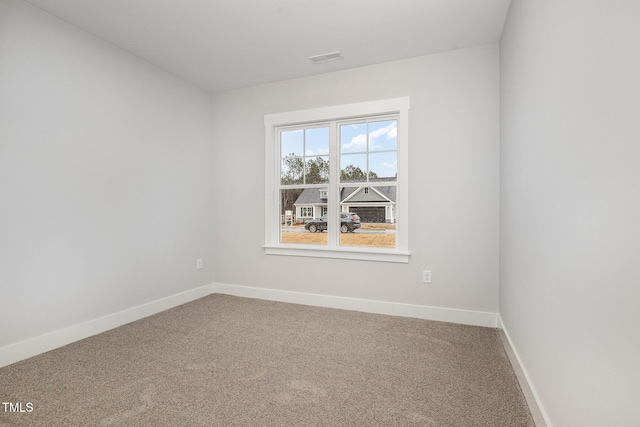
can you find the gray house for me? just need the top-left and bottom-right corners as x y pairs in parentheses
(294, 186), (396, 223)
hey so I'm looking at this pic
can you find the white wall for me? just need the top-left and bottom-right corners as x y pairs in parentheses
(212, 45), (500, 318)
(0, 0), (213, 351)
(500, 1), (640, 426)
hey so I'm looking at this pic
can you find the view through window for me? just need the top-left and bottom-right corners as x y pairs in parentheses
(279, 117), (398, 249)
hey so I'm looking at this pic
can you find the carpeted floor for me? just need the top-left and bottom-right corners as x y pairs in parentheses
(0, 295), (534, 426)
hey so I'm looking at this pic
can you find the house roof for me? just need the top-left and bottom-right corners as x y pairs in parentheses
(342, 186), (395, 203)
(294, 188), (327, 205)
(294, 186), (396, 206)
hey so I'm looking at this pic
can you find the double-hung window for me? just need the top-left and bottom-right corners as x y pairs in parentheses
(264, 97), (410, 263)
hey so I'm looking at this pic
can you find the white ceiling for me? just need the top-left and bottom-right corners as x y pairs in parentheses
(25, 0), (511, 93)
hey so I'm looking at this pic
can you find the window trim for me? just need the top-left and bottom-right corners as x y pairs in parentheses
(264, 97), (410, 263)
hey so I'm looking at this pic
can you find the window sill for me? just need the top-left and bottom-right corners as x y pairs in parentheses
(263, 245), (410, 263)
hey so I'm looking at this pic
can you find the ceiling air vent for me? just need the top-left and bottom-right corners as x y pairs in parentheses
(308, 51), (343, 64)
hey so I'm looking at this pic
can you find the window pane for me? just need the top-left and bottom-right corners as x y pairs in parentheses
(368, 151), (397, 181)
(305, 127), (329, 156)
(305, 156), (329, 184)
(339, 186), (396, 249)
(280, 189), (327, 245)
(281, 156), (304, 185)
(340, 153), (367, 183)
(340, 123), (367, 153)
(368, 119), (397, 151)
(281, 129), (303, 157)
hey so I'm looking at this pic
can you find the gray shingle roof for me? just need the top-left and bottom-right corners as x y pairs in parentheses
(294, 186), (396, 205)
(293, 188), (326, 204)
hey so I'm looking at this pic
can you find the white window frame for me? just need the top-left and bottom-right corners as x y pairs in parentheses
(299, 206), (313, 218)
(264, 97), (410, 263)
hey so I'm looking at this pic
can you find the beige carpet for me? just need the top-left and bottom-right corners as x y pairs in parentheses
(0, 295), (534, 426)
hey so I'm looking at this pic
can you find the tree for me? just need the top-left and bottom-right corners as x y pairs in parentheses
(340, 165), (378, 182)
(281, 154), (304, 185)
(305, 157), (329, 184)
(281, 155), (329, 185)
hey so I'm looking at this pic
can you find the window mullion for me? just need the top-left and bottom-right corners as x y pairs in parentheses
(328, 121), (339, 247)
(302, 129), (306, 185)
(365, 122), (370, 183)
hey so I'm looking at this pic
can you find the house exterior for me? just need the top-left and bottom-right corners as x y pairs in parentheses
(294, 186), (396, 223)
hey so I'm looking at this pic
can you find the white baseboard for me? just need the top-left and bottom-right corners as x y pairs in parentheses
(497, 314), (552, 427)
(213, 283), (498, 328)
(1, 282), (499, 369)
(0, 284), (214, 369)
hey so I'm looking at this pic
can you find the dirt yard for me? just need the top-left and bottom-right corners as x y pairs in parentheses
(280, 224), (396, 248)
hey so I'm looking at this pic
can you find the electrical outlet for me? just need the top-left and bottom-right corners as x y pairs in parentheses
(422, 270), (432, 284)
(196, 258), (203, 270)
